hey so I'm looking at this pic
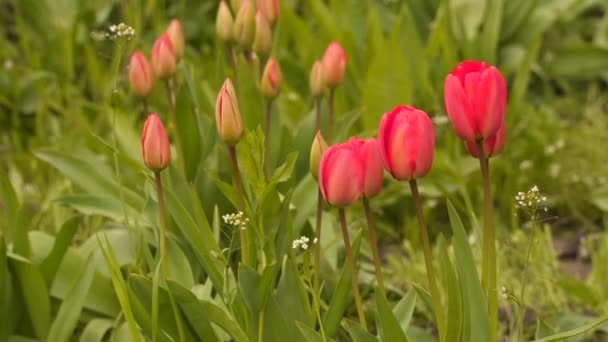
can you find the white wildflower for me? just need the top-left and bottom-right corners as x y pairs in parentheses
(292, 236), (312, 251)
(222, 211), (249, 230)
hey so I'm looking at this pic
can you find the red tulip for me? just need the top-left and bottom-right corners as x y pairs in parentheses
(346, 137), (384, 198)
(321, 42), (346, 88)
(142, 114), (171, 171)
(166, 19), (185, 60)
(378, 105), (435, 180)
(151, 33), (176, 79)
(464, 119), (505, 158)
(443, 60), (507, 142)
(318, 143), (364, 207)
(128, 51), (154, 97)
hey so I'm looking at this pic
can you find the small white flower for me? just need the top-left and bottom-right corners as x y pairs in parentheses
(519, 160), (532, 170)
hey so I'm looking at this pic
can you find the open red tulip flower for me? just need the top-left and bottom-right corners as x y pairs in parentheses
(443, 61), (507, 143)
(378, 105), (435, 181)
(464, 119), (506, 158)
(318, 143), (364, 207)
(346, 137), (384, 198)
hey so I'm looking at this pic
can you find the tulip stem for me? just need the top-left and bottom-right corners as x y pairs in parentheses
(264, 99), (273, 181)
(409, 179), (444, 339)
(362, 196), (385, 295)
(313, 189), (324, 332)
(327, 88), (335, 143)
(518, 217), (537, 340)
(142, 98), (149, 116)
(314, 97), (322, 134)
(227, 45), (239, 93)
(164, 80), (185, 174)
(228, 146), (249, 266)
(477, 140), (497, 341)
(154, 171), (168, 275)
(338, 208), (367, 329)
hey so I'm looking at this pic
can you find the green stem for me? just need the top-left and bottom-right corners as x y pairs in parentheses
(362, 196), (385, 295)
(154, 172), (168, 275)
(313, 189), (324, 333)
(164, 80), (184, 173)
(338, 208), (367, 329)
(409, 179), (444, 339)
(264, 99), (273, 181)
(314, 97), (322, 134)
(258, 306), (265, 342)
(327, 88), (335, 143)
(142, 97), (149, 116)
(227, 45), (239, 93)
(518, 217), (536, 340)
(477, 140), (497, 341)
(228, 146), (249, 266)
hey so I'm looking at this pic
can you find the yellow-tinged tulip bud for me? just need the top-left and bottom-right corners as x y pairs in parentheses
(234, 0), (255, 50)
(216, 1), (234, 42)
(310, 131), (328, 180)
(166, 19), (185, 61)
(309, 60), (325, 98)
(260, 57), (282, 99)
(253, 10), (272, 58)
(215, 78), (243, 146)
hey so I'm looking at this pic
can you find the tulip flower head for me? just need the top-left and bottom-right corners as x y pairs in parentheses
(215, 78), (243, 146)
(234, 0), (255, 49)
(321, 41), (347, 88)
(309, 131), (328, 180)
(318, 142), (364, 207)
(166, 19), (185, 61)
(443, 60), (507, 142)
(128, 51), (154, 97)
(151, 33), (176, 79)
(346, 137), (384, 198)
(216, 1), (234, 42)
(260, 57), (282, 99)
(257, 0), (279, 26)
(142, 114), (171, 171)
(378, 105), (435, 180)
(464, 119), (506, 158)
(309, 60), (325, 98)
(253, 10), (272, 57)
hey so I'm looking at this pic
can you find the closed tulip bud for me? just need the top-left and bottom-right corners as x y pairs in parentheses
(309, 61), (325, 97)
(321, 41), (347, 88)
(216, 1), (234, 42)
(230, 0), (242, 12)
(234, 0), (255, 50)
(319, 143), (364, 207)
(253, 10), (272, 57)
(309, 131), (328, 180)
(443, 60), (507, 142)
(128, 51), (154, 97)
(378, 105), (435, 180)
(347, 137), (384, 198)
(260, 57), (281, 99)
(464, 119), (506, 158)
(257, 0), (279, 26)
(142, 114), (171, 171)
(166, 19), (185, 61)
(215, 78), (243, 146)
(151, 33), (176, 79)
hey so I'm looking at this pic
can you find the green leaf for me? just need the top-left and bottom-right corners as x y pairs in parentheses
(323, 229), (364, 338)
(166, 239), (195, 289)
(533, 313), (608, 342)
(39, 217), (79, 286)
(446, 201), (490, 342)
(0, 173), (30, 257)
(344, 319), (379, 342)
(545, 46), (608, 80)
(54, 194), (142, 225)
(439, 240), (463, 342)
(47, 255), (96, 342)
(375, 292), (408, 342)
(8, 254), (50, 340)
(0, 239), (12, 340)
(392, 289), (417, 334)
(78, 319), (114, 342)
(295, 321), (326, 342)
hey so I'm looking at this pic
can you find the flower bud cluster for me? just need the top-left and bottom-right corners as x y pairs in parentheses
(292, 236), (318, 251)
(222, 211), (250, 230)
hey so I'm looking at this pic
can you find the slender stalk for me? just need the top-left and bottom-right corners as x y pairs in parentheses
(164, 80), (184, 172)
(227, 45), (239, 92)
(477, 140), (497, 341)
(228, 146), (249, 265)
(409, 179), (444, 338)
(243, 50), (254, 68)
(258, 307), (265, 342)
(264, 99), (273, 181)
(314, 97), (322, 134)
(313, 189), (324, 332)
(327, 88), (335, 142)
(338, 208), (367, 329)
(154, 172), (168, 275)
(362, 196), (385, 295)
(142, 98), (149, 115)
(518, 218), (537, 340)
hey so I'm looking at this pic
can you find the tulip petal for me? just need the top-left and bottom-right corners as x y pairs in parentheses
(378, 111), (395, 175)
(414, 110), (435, 178)
(474, 67), (505, 139)
(444, 75), (476, 140)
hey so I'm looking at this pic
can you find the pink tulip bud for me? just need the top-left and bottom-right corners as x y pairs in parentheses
(260, 57), (282, 99)
(257, 0), (279, 26)
(310, 131), (328, 180)
(319, 142), (364, 207)
(309, 60), (325, 98)
(215, 78), (243, 146)
(253, 10), (272, 57)
(234, 0), (255, 50)
(346, 137), (384, 198)
(151, 33), (176, 79)
(464, 119), (506, 158)
(443, 60), (507, 142)
(128, 51), (154, 97)
(216, 1), (234, 42)
(321, 41), (347, 88)
(142, 114), (171, 171)
(166, 19), (185, 61)
(378, 105), (435, 180)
